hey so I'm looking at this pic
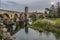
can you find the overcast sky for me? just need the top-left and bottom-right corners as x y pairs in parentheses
(0, 0), (60, 12)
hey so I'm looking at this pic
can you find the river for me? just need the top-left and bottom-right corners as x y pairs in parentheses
(13, 28), (60, 40)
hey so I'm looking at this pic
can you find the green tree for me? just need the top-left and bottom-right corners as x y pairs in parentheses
(57, 2), (60, 17)
(29, 14), (36, 21)
(46, 13), (52, 18)
(0, 27), (2, 40)
(57, 7), (60, 17)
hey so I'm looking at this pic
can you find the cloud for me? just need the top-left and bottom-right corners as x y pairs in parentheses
(1, 0), (40, 4)
(0, 0), (60, 12)
(0, 1), (25, 11)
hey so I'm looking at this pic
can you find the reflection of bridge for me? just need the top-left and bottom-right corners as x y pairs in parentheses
(0, 7), (43, 19)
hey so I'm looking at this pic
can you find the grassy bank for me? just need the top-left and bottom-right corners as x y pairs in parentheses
(30, 18), (60, 36)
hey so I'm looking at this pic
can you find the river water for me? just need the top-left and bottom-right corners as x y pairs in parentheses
(13, 28), (60, 40)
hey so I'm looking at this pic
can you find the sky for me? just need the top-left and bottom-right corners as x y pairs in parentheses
(0, 0), (60, 12)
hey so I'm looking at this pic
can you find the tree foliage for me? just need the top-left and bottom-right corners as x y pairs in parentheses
(57, 2), (60, 17)
(29, 14), (36, 21)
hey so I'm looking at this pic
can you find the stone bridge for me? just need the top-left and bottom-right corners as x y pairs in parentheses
(0, 7), (43, 19)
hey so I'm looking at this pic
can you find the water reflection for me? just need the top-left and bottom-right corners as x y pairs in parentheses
(28, 18), (32, 24)
(55, 34), (60, 40)
(25, 27), (28, 34)
(13, 28), (60, 40)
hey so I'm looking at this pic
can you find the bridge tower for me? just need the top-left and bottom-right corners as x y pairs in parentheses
(25, 6), (28, 19)
(25, 6), (28, 27)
